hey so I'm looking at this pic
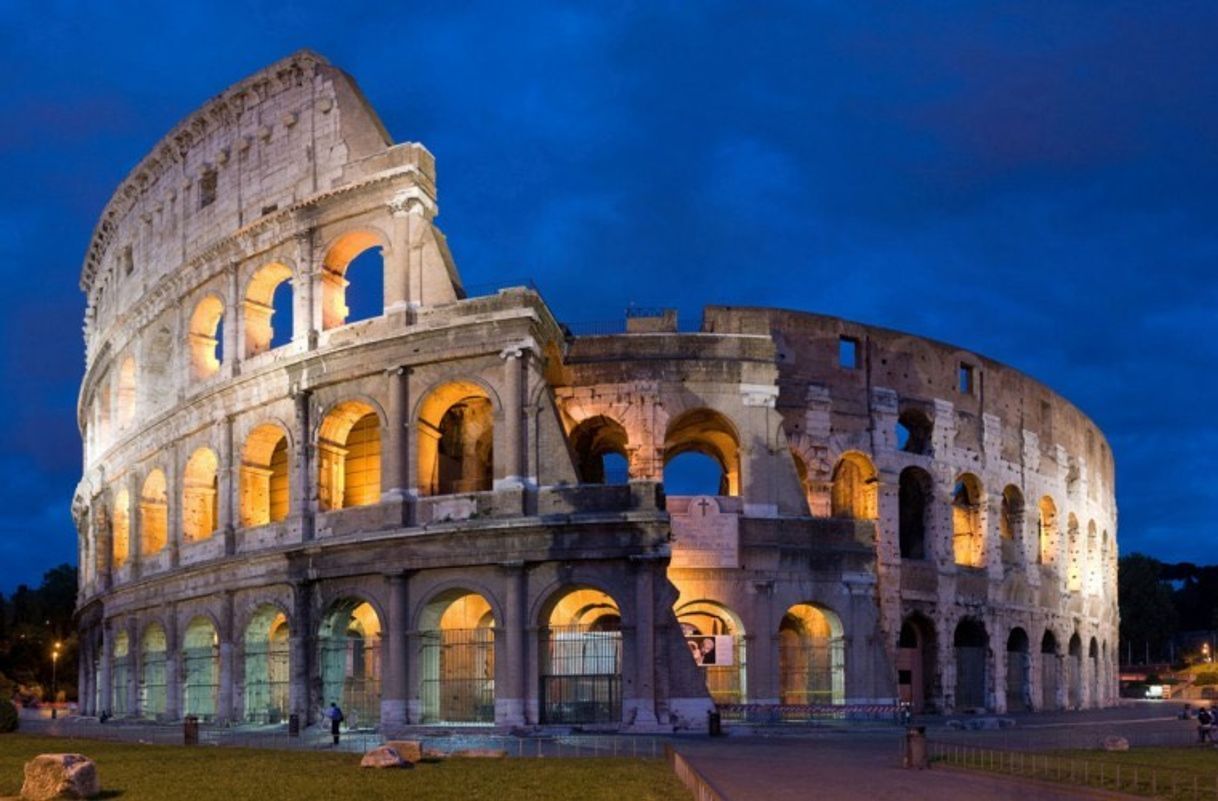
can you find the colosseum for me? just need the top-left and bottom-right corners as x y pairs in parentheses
(72, 51), (1118, 733)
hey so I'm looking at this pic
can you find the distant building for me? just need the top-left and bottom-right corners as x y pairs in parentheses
(73, 51), (1118, 730)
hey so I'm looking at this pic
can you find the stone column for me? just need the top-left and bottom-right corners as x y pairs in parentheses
(381, 573), (408, 729)
(496, 563), (526, 726)
(497, 346), (525, 488)
(220, 415), (237, 556)
(98, 621), (113, 716)
(128, 474), (142, 580)
(217, 592), (235, 724)
(384, 200), (410, 314)
(381, 367), (410, 520)
(747, 581), (778, 705)
(167, 445), (181, 569)
(292, 231), (317, 349)
(293, 390), (314, 542)
(126, 617), (139, 718)
(289, 581), (313, 725)
(223, 264), (240, 378)
(627, 560), (660, 728)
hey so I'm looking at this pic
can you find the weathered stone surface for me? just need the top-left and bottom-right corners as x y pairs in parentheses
(20, 754), (99, 800)
(384, 740), (423, 763)
(1101, 736), (1130, 751)
(359, 746), (412, 769)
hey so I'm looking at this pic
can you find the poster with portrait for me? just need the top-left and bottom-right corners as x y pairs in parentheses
(683, 631), (733, 667)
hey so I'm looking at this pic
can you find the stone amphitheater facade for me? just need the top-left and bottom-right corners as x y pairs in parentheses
(73, 51), (1118, 732)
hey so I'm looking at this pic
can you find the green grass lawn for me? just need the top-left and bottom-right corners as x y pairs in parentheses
(0, 735), (688, 801)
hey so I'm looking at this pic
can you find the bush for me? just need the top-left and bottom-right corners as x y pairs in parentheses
(0, 699), (18, 733)
(1195, 671), (1218, 686)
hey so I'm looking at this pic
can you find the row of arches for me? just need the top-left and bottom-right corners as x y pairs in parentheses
(897, 615), (1110, 713)
(98, 588), (846, 725)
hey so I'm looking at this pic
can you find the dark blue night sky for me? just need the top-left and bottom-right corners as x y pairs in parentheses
(0, 2), (1214, 592)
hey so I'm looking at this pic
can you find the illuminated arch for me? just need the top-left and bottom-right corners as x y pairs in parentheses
(951, 474), (984, 568)
(417, 381), (494, 496)
(419, 590), (497, 724)
(240, 423), (291, 527)
(321, 230), (386, 330)
(182, 447), (219, 542)
(318, 400), (382, 511)
(188, 294), (224, 380)
(182, 616), (219, 719)
(778, 603), (845, 705)
(569, 415), (630, 484)
(1038, 496), (1058, 565)
(319, 598), (383, 726)
(243, 604), (290, 723)
(539, 586), (623, 724)
(663, 408), (740, 496)
(140, 469), (168, 556)
(830, 451), (877, 520)
(675, 600), (747, 704)
(112, 488), (130, 568)
(243, 262), (293, 357)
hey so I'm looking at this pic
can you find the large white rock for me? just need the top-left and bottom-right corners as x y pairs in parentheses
(20, 754), (99, 800)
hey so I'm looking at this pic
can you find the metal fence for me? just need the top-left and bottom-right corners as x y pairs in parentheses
(929, 739), (1218, 800)
(419, 628), (495, 724)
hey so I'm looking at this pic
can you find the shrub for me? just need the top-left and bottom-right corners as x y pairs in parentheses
(1195, 671), (1218, 686)
(0, 699), (18, 733)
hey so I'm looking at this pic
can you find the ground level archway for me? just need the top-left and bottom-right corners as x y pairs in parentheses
(419, 591), (496, 724)
(778, 604), (844, 706)
(539, 587), (622, 724)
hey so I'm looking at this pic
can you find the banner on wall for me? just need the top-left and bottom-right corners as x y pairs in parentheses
(685, 634), (734, 667)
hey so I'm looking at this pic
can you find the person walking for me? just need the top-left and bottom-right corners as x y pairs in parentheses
(1197, 705), (1213, 743)
(326, 702), (345, 746)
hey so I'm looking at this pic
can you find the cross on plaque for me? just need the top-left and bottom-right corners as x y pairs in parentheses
(697, 498), (712, 517)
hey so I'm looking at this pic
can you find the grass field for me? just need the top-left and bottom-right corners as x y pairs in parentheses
(0, 735), (688, 801)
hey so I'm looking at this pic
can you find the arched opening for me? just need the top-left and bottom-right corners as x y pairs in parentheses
(319, 600), (382, 727)
(318, 401), (381, 511)
(1088, 637), (1100, 707)
(897, 614), (936, 714)
(830, 452), (877, 520)
(240, 424), (290, 527)
(569, 416), (630, 484)
(417, 382), (493, 496)
(1040, 631), (1060, 710)
(1066, 514), (1082, 592)
(540, 587), (622, 724)
(952, 474), (984, 568)
(112, 489), (130, 568)
(676, 601), (746, 705)
(896, 409), (933, 455)
(117, 356), (136, 428)
(778, 604), (845, 706)
(111, 631), (130, 717)
(1038, 497), (1058, 566)
(1000, 485), (1024, 566)
(244, 262), (294, 357)
(899, 467), (932, 560)
(139, 623), (167, 720)
(243, 605), (290, 723)
(183, 448), (219, 542)
(140, 470), (168, 556)
(954, 618), (988, 711)
(419, 591), (496, 724)
(321, 231), (384, 330)
(182, 616), (219, 720)
(188, 295), (224, 381)
(1006, 628), (1031, 711)
(1067, 633), (1083, 709)
(663, 409), (740, 496)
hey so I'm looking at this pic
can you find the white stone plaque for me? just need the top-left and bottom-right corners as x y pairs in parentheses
(670, 495), (739, 569)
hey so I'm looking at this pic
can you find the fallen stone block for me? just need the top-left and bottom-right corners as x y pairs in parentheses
(359, 746), (413, 769)
(384, 740), (423, 763)
(21, 754), (99, 800)
(1101, 736), (1130, 752)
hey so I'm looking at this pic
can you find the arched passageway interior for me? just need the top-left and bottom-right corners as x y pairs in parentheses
(569, 416), (630, 485)
(830, 452), (877, 520)
(244, 606), (290, 723)
(953, 618), (988, 711)
(111, 631), (130, 717)
(244, 262), (294, 357)
(540, 587), (622, 724)
(952, 475), (984, 567)
(898, 468), (932, 560)
(183, 448), (219, 543)
(1041, 631), (1060, 710)
(140, 470), (168, 556)
(778, 604), (844, 706)
(676, 601), (746, 704)
(319, 600), (382, 727)
(417, 382), (494, 496)
(896, 615), (936, 714)
(321, 231), (384, 330)
(182, 617), (219, 719)
(318, 401), (381, 511)
(1068, 634), (1083, 709)
(140, 624), (167, 720)
(663, 409), (740, 496)
(420, 591), (495, 724)
(241, 425), (290, 527)
(1006, 628), (1031, 711)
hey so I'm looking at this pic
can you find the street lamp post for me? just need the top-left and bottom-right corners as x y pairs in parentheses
(51, 642), (60, 720)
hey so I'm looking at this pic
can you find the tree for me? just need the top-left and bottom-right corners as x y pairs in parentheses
(1119, 553), (1179, 663)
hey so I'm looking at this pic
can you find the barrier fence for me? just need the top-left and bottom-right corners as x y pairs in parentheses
(717, 703), (902, 725)
(929, 739), (1218, 801)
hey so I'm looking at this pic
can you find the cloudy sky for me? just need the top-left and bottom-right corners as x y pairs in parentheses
(0, 1), (1214, 591)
